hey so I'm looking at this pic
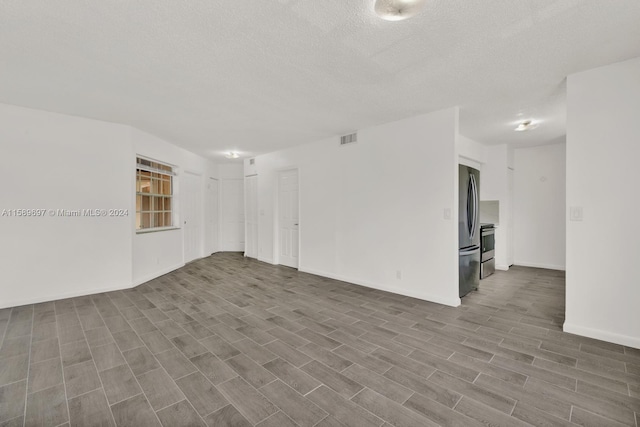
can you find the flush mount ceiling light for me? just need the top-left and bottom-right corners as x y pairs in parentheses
(514, 120), (538, 132)
(374, 0), (428, 21)
(225, 151), (240, 159)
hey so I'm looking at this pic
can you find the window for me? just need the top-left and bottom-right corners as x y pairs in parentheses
(136, 157), (175, 231)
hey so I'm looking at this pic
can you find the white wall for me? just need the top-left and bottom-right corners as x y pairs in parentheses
(0, 103), (218, 308)
(250, 108), (461, 307)
(219, 163), (244, 180)
(513, 143), (566, 270)
(0, 104), (133, 307)
(205, 177), (220, 255)
(565, 56), (640, 348)
(458, 134), (487, 169)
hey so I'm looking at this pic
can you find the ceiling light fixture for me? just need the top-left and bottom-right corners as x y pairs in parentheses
(374, 0), (427, 21)
(514, 120), (537, 132)
(225, 151), (240, 159)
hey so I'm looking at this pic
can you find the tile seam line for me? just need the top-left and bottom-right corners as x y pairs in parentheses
(23, 306), (36, 424)
(75, 304), (118, 427)
(97, 293), (184, 427)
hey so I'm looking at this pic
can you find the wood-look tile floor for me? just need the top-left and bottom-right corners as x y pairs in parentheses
(1, 253), (638, 427)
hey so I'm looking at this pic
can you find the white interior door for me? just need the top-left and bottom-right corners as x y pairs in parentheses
(221, 179), (245, 251)
(278, 169), (299, 268)
(183, 172), (203, 263)
(206, 178), (219, 255)
(245, 175), (258, 259)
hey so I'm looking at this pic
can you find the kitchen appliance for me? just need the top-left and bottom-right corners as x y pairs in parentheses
(459, 165), (480, 297)
(480, 224), (495, 279)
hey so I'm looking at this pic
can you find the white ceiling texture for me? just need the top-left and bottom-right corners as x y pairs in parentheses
(1, 0), (640, 161)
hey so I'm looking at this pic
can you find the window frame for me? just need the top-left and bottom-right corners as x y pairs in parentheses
(135, 156), (177, 233)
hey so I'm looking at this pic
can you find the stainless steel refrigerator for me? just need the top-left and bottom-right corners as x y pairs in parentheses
(459, 165), (480, 297)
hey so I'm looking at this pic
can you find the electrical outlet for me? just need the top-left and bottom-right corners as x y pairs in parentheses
(569, 206), (583, 221)
(443, 208), (452, 220)
(396, 270), (401, 280)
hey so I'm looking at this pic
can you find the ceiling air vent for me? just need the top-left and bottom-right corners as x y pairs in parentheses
(340, 132), (358, 146)
(249, 158), (255, 165)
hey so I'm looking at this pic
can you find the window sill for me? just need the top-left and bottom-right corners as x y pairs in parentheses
(136, 227), (180, 235)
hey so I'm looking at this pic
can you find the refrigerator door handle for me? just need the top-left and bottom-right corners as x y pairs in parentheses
(467, 176), (473, 238)
(459, 247), (480, 255)
(474, 173), (479, 239)
(469, 173), (478, 241)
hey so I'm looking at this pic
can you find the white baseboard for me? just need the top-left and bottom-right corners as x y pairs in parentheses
(299, 267), (461, 308)
(563, 322), (640, 349)
(514, 261), (566, 271)
(132, 263), (185, 287)
(0, 282), (134, 310)
(495, 264), (510, 271)
(258, 256), (275, 265)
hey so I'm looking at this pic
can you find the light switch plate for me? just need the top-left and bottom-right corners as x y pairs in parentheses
(443, 208), (452, 220)
(569, 206), (583, 221)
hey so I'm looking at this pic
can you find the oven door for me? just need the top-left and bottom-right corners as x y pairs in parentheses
(481, 228), (495, 262)
(481, 258), (495, 279)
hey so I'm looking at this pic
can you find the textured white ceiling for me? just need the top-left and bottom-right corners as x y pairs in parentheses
(1, 0), (639, 160)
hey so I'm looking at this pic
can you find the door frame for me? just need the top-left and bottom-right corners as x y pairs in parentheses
(207, 177), (220, 255)
(275, 167), (300, 269)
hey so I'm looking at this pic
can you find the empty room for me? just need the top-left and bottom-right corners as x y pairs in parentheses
(1, 1), (639, 426)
